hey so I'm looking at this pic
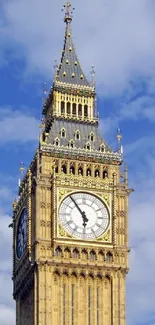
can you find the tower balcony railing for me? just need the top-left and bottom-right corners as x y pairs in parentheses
(41, 143), (123, 164)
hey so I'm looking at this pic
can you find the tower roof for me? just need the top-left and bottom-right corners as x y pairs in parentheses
(55, 2), (90, 87)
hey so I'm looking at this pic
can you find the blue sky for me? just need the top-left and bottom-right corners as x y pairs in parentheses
(0, 0), (155, 324)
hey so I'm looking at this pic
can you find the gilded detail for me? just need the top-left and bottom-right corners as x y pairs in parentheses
(96, 229), (110, 242)
(12, 3), (130, 325)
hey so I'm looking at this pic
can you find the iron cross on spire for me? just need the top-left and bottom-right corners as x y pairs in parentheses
(62, 1), (75, 24)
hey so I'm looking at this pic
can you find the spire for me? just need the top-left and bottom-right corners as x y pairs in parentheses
(55, 2), (90, 87)
(64, 1), (73, 24)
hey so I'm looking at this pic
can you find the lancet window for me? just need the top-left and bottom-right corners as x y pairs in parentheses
(75, 130), (80, 140)
(72, 103), (76, 115)
(54, 138), (60, 146)
(95, 169), (100, 177)
(69, 140), (75, 148)
(61, 101), (65, 114)
(89, 132), (95, 141)
(100, 144), (105, 152)
(86, 142), (91, 150)
(61, 165), (67, 174)
(61, 128), (66, 138)
(55, 246), (62, 257)
(67, 102), (71, 114)
(78, 104), (82, 116)
(90, 250), (96, 260)
(86, 168), (91, 176)
(106, 252), (113, 262)
(103, 170), (108, 178)
(84, 104), (88, 117)
(78, 167), (83, 176)
(70, 166), (75, 174)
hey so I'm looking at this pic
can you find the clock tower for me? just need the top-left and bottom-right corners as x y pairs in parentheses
(12, 2), (131, 325)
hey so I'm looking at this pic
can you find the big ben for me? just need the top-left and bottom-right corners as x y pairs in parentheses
(12, 2), (131, 325)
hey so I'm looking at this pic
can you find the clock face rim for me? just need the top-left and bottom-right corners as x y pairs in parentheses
(16, 207), (28, 259)
(58, 191), (110, 240)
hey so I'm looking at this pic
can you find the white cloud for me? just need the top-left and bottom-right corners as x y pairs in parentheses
(120, 96), (155, 122)
(0, 305), (15, 325)
(0, 0), (155, 94)
(0, 212), (15, 324)
(0, 1), (155, 324)
(0, 107), (40, 144)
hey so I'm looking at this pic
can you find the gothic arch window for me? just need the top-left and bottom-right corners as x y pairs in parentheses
(61, 165), (67, 174)
(89, 132), (95, 142)
(78, 167), (83, 176)
(106, 252), (113, 262)
(84, 105), (88, 117)
(69, 140), (75, 148)
(70, 166), (75, 175)
(90, 250), (96, 261)
(55, 166), (58, 173)
(72, 248), (79, 259)
(86, 142), (91, 151)
(100, 144), (105, 152)
(61, 128), (66, 138)
(81, 249), (88, 260)
(61, 101), (65, 114)
(95, 169), (100, 177)
(75, 130), (80, 140)
(55, 246), (62, 257)
(98, 250), (104, 262)
(72, 103), (76, 115)
(54, 137), (60, 146)
(78, 104), (82, 116)
(67, 102), (71, 115)
(64, 248), (71, 258)
(103, 170), (108, 179)
(86, 168), (91, 176)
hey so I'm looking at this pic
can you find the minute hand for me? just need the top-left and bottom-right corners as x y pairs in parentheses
(70, 196), (84, 216)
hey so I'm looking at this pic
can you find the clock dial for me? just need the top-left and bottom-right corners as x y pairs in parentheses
(16, 208), (28, 258)
(59, 192), (109, 240)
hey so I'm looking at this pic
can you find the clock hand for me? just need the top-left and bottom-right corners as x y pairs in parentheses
(70, 196), (84, 216)
(70, 196), (89, 227)
(82, 211), (89, 227)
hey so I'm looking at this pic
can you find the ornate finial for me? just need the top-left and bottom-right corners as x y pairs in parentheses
(40, 117), (45, 130)
(43, 82), (47, 96)
(124, 164), (128, 185)
(117, 128), (123, 154)
(91, 65), (95, 87)
(62, 2), (75, 24)
(117, 128), (122, 144)
(54, 60), (58, 80)
(19, 162), (25, 187)
(42, 82), (47, 106)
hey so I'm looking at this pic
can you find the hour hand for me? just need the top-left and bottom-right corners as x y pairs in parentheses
(82, 211), (89, 227)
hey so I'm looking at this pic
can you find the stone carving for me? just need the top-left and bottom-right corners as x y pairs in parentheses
(40, 220), (46, 227)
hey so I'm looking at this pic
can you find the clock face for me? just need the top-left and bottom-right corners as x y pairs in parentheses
(16, 208), (28, 258)
(59, 192), (109, 240)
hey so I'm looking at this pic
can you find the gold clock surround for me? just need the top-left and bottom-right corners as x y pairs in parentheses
(11, 3), (131, 325)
